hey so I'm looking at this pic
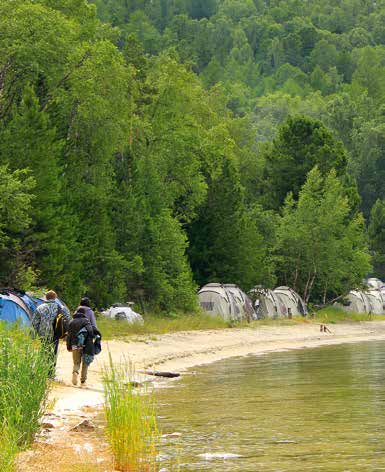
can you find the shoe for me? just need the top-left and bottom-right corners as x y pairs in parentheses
(72, 371), (79, 386)
(80, 380), (86, 387)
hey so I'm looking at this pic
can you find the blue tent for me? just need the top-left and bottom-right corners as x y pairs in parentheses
(0, 291), (32, 327)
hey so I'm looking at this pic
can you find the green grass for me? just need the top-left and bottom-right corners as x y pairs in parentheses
(97, 306), (385, 341)
(310, 307), (385, 323)
(0, 323), (52, 471)
(97, 311), (235, 339)
(102, 354), (159, 472)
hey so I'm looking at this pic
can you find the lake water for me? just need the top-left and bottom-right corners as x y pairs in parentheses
(156, 341), (385, 471)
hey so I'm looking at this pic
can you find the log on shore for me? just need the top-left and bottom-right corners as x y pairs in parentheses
(144, 370), (181, 378)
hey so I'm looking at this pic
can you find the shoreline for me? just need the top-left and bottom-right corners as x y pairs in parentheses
(17, 320), (385, 471)
(53, 320), (385, 411)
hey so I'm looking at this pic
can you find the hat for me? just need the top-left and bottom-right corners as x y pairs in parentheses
(80, 297), (91, 307)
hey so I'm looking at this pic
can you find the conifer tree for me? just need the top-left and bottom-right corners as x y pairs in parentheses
(188, 157), (267, 291)
(0, 86), (80, 296)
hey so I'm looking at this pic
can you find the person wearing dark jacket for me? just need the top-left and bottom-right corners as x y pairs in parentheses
(67, 307), (94, 386)
(76, 297), (97, 329)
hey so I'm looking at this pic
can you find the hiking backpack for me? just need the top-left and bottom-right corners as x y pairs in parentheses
(53, 308), (69, 339)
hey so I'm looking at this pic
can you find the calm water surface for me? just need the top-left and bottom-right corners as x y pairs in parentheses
(156, 341), (385, 471)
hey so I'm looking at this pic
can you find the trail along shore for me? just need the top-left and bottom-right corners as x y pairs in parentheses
(16, 320), (385, 471)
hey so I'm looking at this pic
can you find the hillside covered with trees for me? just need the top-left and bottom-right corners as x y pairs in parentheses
(0, 0), (384, 309)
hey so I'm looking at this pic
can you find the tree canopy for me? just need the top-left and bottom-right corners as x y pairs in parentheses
(0, 0), (381, 310)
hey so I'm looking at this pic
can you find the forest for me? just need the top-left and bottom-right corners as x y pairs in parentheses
(0, 0), (384, 310)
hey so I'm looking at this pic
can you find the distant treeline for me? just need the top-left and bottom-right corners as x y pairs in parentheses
(0, 0), (384, 310)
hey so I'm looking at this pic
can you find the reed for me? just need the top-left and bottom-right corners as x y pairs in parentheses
(0, 323), (52, 470)
(103, 354), (159, 472)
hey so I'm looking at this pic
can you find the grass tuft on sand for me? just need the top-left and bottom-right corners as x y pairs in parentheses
(103, 354), (159, 472)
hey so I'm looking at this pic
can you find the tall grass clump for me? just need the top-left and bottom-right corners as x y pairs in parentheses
(0, 323), (52, 469)
(103, 354), (159, 472)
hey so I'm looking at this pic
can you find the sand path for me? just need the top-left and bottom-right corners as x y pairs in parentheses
(17, 320), (385, 471)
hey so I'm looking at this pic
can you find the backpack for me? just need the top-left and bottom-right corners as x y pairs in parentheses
(73, 327), (88, 349)
(53, 308), (69, 340)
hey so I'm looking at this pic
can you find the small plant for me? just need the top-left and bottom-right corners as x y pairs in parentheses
(103, 354), (159, 472)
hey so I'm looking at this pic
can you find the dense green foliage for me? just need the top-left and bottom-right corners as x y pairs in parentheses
(1, 0), (383, 308)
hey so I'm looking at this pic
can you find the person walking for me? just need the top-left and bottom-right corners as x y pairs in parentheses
(32, 290), (71, 377)
(77, 296), (97, 329)
(66, 307), (95, 386)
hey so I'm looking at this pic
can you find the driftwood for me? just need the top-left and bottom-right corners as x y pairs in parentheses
(144, 370), (180, 378)
(320, 324), (333, 334)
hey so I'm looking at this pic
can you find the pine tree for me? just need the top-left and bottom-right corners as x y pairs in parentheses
(0, 86), (80, 298)
(188, 157), (267, 291)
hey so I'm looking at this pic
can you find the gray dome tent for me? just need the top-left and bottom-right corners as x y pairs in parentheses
(366, 290), (385, 315)
(367, 278), (384, 290)
(336, 290), (372, 314)
(198, 283), (255, 322)
(223, 284), (256, 321)
(273, 286), (308, 317)
(249, 287), (288, 319)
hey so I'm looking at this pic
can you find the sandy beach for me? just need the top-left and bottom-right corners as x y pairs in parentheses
(16, 320), (385, 471)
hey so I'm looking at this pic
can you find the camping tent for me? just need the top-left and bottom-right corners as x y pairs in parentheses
(102, 304), (144, 324)
(223, 284), (256, 321)
(198, 283), (255, 321)
(366, 290), (385, 315)
(273, 286), (308, 317)
(249, 287), (288, 319)
(336, 290), (372, 314)
(0, 291), (32, 326)
(367, 278), (384, 290)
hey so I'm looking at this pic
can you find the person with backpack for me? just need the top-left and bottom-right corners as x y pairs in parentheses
(66, 307), (99, 386)
(32, 290), (71, 378)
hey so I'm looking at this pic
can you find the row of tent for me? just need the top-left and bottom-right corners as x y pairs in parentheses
(0, 289), (68, 327)
(198, 283), (308, 321)
(335, 278), (385, 315)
